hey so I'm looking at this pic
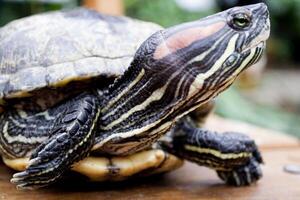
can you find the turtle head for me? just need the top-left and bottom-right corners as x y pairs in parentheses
(101, 4), (270, 148)
(133, 3), (270, 101)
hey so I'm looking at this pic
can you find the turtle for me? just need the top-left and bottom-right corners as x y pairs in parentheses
(0, 3), (270, 189)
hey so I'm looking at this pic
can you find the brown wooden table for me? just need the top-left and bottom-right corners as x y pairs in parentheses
(1, 117), (300, 200)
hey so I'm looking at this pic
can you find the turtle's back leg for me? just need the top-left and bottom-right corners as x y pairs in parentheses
(160, 102), (263, 186)
(10, 93), (100, 189)
(0, 109), (56, 159)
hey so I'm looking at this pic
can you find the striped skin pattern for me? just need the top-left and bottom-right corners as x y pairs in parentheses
(93, 3), (269, 155)
(0, 3), (270, 189)
(0, 110), (56, 159)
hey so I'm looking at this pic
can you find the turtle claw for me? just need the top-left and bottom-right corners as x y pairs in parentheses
(10, 160), (60, 189)
(12, 171), (29, 179)
(10, 148), (74, 189)
(11, 175), (35, 190)
(217, 157), (263, 186)
(28, 157), (42, 166)
(12, 176), (48, 190)
(217, 141), (263, 186)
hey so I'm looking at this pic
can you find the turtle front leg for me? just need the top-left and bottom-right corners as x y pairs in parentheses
(159, 119), (263, 186)
(11, 93), (100, 189)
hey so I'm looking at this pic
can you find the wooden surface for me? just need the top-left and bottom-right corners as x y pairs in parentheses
(0, 117), (300, 200)
(0, 148), (300, 200)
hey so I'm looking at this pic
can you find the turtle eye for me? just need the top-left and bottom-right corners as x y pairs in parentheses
(230, 13), (251, 30)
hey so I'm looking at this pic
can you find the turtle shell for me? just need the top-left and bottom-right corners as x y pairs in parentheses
(0, 8), (162, 102)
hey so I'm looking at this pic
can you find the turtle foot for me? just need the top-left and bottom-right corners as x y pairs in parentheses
(217, 155), (263, 186)
(11, 93), (99, 189)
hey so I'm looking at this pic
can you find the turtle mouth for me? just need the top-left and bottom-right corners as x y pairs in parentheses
(254, 41), (266, 51)
(242, 41), (265, 70)
(241, 18), (270, 53)
(242, 31), (269, 53)
(240, 40), (265, 59)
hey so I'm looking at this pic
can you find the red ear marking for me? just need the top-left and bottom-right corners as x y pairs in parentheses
(154, 21), (225, 60)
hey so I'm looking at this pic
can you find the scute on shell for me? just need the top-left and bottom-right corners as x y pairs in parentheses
(0, 8), (162, 100)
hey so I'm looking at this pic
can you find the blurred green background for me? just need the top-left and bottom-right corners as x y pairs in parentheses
(0, 0), (299, 137)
